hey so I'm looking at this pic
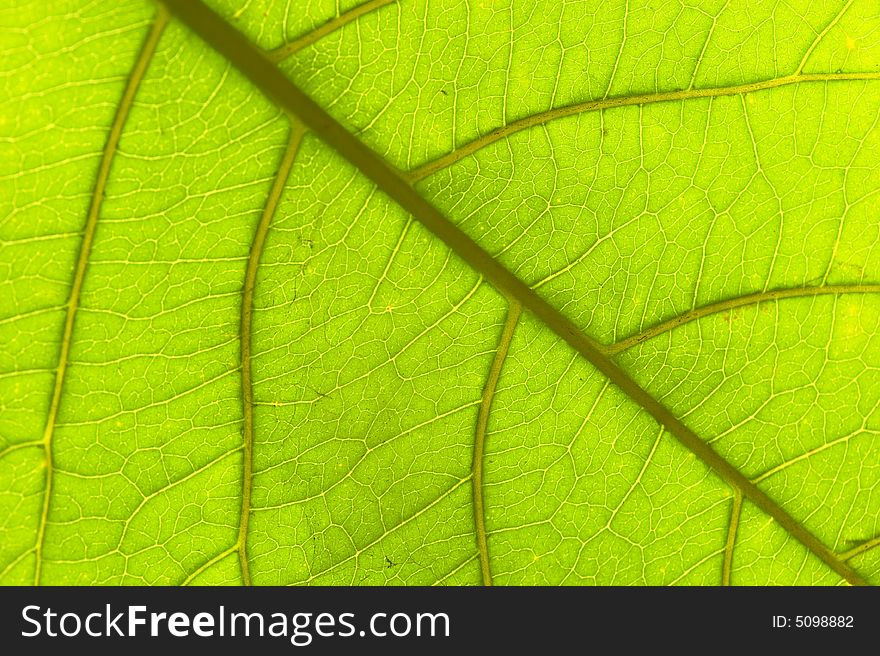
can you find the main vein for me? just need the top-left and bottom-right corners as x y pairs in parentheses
(238, 123), (305, 585)
(159, 0), (868, 586)
(473, 301), (521, 586)
(33, 8), (169, 585)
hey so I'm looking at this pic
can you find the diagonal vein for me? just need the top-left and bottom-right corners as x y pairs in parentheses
(32, 8), (169, 585)
(182, 545), (238, 586)
(604, 284), (880, 355)
(473, 301), (521, 586)
(407, 71), (880, 182)
(238, 122), (305, 586)
(795, 0), (856, 76)
(840, 535), (880, 562)
(158, 0), (868, 586)
(267, 0), (395, 63)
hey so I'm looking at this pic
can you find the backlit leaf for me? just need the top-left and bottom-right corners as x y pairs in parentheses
(1, 0), (879, 585)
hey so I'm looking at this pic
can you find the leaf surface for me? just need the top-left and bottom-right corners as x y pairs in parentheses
(1, 0), (879, 585)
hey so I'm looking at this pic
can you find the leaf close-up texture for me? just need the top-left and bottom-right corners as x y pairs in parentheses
(1, 0), (879, 586)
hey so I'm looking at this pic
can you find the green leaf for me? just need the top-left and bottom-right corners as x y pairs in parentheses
(1, 0), (878, 586)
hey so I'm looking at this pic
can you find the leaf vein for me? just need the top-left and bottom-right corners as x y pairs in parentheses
(32, 7), (169, 585)
(722, 490), (742, 586)
(238, 122), (305, 586)
(407, 72), (880, 183)
(159, 0), (871, 586)
(604, 284), (880, 355)
(473, 301), (521, 586)
(267, 0), (395, 63)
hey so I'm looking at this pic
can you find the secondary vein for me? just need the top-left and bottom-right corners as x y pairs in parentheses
(604, 284), (880, 355)
(33, 8), (169, 585)
(473, 301), (521, 586)
(722, 490), (742, 586)
(238, 123), (305, 586)
(158, 0), (869, 586)
(182, 544), (238, 586)
(407, 71), (880, 182)
(267, 0), (395, 63)
(840, 535), (880, 562)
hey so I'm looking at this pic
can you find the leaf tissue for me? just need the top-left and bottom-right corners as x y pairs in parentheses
(1, 0), (879, 586)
